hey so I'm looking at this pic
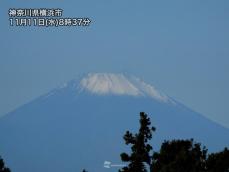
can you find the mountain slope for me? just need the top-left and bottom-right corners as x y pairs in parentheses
(0, 73), (228, 172)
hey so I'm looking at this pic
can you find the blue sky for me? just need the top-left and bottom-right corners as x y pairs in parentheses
(0, 0), (229, 127)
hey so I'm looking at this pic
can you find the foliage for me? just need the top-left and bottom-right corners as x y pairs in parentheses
(119, 112), (156, 172)
(151, 139), (208, 172)
(119, 111), (229, 172)
(0, 157), (11, 172)
(206, 147), (229, 172)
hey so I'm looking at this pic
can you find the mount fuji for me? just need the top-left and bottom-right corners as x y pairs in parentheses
(0, 73), (228, 172)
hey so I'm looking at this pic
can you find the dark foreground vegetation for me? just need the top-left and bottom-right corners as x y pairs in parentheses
(119, 112), (229, 172)
(0, 157), (10, 172)
(1, 112), (229, 172)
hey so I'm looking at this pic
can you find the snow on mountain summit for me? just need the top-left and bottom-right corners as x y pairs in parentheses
(78, 73), (172, 103)
(80, 73), (140, 96)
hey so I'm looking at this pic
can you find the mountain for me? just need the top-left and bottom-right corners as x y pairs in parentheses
(0, 73), (228, 172)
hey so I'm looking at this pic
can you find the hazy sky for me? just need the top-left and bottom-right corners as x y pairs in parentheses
(1, 0), (229, 128)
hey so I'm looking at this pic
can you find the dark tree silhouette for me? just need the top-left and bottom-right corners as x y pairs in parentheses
(0, 156), (11, 172)
(81, 169), (87, 172)
(151, 139), (208, 172)
(117, 112), (229, 172)
(119, 112), (156, 172)
(206, 147), (229, 172)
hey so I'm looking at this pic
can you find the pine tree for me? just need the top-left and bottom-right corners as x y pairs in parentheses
(0, 156), (11, 172)
(206, 147), (229, 172)
(151, 139), (208, 172)
(119, 112), (156, 172)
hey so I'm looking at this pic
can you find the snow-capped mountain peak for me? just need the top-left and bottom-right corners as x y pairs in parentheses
(78, 73), (171, 103)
